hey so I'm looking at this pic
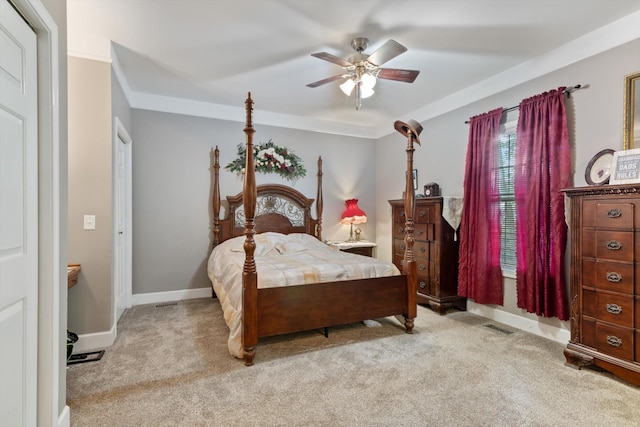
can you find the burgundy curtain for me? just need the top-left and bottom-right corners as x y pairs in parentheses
(458, 108), (504, 305)
(514, 88), (571, 320)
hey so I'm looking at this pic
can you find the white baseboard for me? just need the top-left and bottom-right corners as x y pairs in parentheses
(466, 301), (570, 344)
(130, 287), (212, 306)
(72, 323), (117, 354)
(58, 405), (70, 427)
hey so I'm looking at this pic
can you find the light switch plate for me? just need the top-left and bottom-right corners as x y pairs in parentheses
(83, 215), (96, 230)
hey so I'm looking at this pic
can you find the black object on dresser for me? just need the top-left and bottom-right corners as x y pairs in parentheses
(389, 198), (466, 314)
(563, 185), (640, 386)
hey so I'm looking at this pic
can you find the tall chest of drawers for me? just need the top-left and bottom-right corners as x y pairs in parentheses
(389, 198), (466, 314)
(563, 185), (640, 386)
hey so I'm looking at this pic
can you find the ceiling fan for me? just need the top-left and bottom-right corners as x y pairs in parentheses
(306, 37), (420, 110)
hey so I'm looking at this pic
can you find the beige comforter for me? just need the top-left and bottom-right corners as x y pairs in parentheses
(207, 232), (400, 358)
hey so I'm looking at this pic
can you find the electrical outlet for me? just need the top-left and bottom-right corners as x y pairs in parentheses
(83, 215), (96, 230)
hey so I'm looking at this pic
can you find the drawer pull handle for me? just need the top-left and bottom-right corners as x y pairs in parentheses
(606, 240), (622, 250)
(605, 272), (622, 282)
(417, 229), (424, 236)
(419, 211), (426, 217)
(606, 208), (622, 218)
(419, 247), (426, 253)
(419, 281), (426, 289)
(419, 264), (426, 271)
(397, 226), (404, 234)
(606, 303), (622, 315)
(606, 335), (622, 347)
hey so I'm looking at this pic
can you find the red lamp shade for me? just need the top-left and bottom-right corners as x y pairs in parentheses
(340, 199), (367, 225)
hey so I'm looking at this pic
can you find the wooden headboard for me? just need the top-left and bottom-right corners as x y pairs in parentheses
(211, 146), (324, 247)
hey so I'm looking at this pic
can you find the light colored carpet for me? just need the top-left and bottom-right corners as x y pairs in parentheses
(67, 298), (640, 426)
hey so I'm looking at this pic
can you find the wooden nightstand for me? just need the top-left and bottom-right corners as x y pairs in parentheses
(328, 241), (376, 257)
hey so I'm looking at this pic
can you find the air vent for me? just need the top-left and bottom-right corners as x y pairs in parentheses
(155, 302), (178, 308)
(483, 324), (514, 335)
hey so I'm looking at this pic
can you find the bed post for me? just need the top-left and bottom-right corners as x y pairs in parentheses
(394, 119), (421, 334)
(316, 156), (323, 240)
(212, 146), (220, 247)
(242, 93), (258, 366)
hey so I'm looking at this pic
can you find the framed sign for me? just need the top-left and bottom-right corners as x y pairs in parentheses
(610, 149), (640, 184)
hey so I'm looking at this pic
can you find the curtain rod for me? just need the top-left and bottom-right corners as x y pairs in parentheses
(464, 84), (583, 124)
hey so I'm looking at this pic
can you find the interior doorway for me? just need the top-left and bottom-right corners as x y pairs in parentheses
(113, 117), (132, 324)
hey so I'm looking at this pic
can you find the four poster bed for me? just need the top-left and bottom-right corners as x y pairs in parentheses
(208, 93), (420, 365)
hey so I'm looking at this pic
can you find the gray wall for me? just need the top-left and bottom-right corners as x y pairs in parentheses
(375, 39), (640, 331)
(67, 57), (113, 334)
(131, 109), (376, 295)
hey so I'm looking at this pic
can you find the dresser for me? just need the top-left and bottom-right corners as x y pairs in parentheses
(389, 198), (465, 314)
(563, 185), (640, 386)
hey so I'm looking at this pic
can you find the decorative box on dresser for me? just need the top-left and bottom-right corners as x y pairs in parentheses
(389, 197), (466, 314)
(563, 184), (640, 386)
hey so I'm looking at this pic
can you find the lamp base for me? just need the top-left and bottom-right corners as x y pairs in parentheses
(346, 223), (356, 242)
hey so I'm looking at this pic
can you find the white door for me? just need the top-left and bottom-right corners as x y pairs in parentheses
(0, 1), (38, 425)
(114, 120), (132, 322)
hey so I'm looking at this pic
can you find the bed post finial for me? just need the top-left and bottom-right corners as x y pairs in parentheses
(212, 146), (221, 247)
(316, 156), (323, 241)
(243, 92), (258, 366)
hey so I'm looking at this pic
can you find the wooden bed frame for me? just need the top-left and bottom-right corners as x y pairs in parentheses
(211, 93), (419, 365)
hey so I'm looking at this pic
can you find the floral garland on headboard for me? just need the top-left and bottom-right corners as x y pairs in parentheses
(225, 139), (306, 182)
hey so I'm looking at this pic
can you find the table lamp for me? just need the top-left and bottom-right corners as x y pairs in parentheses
(340, 199), (367, 241)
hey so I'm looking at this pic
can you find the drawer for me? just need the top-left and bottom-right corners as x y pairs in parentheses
(582, 259), (634, 294)
(393, 207), (406, 224)
(414, 223), (435, 241)
(417, 267), (436, 296)
(583, 200), (635, 229)
(417, 276), (429, 294)
(582, 230), (634, 261)
(392, 223), (406, 239)
(595, 322), (634, 361)
(595, 203), (635, 229)
(393, 238), (405, 256)
(416, 259), (433, 278)
(583, 289), (633, 327)
(595, 293), (634, 328)
(416, 205), (436, 224)
(414, 241), (429, 258)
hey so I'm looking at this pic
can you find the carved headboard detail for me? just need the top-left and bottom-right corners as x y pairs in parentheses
(211, 149), (323, 247)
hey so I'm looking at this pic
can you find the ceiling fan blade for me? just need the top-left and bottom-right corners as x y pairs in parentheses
(377, 68), (420, 83)
(367, 39), (407, 66)
(306, 74), (346, 88)
(310, 52), (353, 68)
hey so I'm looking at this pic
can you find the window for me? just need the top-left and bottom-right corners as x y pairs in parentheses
(496, 125), (517, 272)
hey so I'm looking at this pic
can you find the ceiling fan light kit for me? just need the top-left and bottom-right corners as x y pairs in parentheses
(307, 37), (420, 110)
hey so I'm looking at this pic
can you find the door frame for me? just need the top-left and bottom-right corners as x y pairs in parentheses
(10, 0), (64, 425)
(112, 117), (132, 325)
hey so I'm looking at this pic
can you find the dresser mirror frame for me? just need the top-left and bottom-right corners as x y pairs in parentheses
(623, 71), (640, 149)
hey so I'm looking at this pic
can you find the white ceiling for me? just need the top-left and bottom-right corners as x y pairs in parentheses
(67, 0), (640, 138)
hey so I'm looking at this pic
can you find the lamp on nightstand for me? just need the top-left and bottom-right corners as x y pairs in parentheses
(341, 199), (367, 241)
